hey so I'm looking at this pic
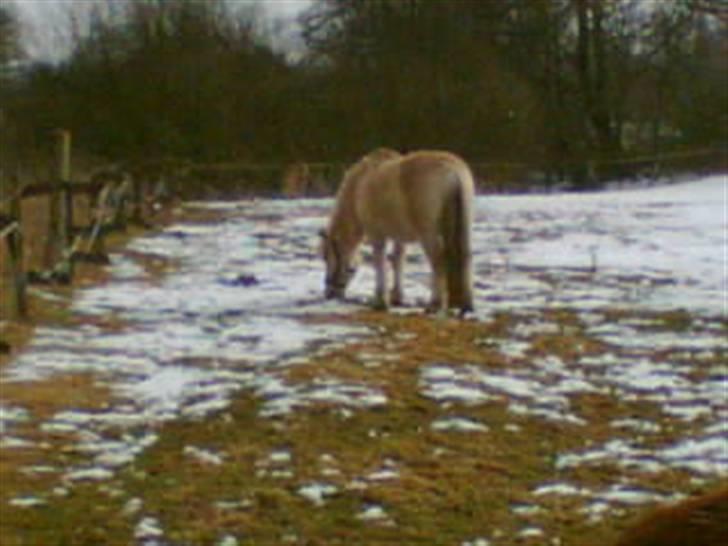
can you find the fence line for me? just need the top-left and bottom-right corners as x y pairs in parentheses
(0, 213), (26, 319)
(0, 131), (153, 321)
(3, 143), (723, 319)
(1, 179), (145, 320)
(188, 146), (724, 196)
(0, 217), (19, 240)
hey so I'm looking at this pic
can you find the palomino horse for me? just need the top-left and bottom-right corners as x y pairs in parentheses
(614, 485), (728, 546)
(320, 148), (475, 313)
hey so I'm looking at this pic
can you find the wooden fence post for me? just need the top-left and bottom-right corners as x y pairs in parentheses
(64, 181), (74, 240)
(4, 195), (26, 318)
(128, 167), (144, 223)
(6, 229), (27, 319)
(9, 192), (23, 266)
(43, 129), (75, 280)
(56, 129), (72, 247)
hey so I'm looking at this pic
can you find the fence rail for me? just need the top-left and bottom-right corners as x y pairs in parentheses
(1, 131), (155, 321)
(0, 210), (26, 319)
(1, 178), (153, 320)
(0, 216), (19, 240)
(184, 146), (725, 197)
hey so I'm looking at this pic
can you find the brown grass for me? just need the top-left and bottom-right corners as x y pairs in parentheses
(109, 309), (720, 545)
(1, 201), (724, 545)
(0, 196), (192, 546)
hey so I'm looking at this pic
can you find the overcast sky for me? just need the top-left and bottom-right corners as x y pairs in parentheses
(11, 0), (313, 61)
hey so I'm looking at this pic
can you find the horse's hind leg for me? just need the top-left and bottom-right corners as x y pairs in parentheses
(390, 242), (405, 306)
(371, 239), (389, 310)
(422, 237), (448, 312)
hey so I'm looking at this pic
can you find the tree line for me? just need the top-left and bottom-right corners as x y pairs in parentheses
(1, 0), (726, 191)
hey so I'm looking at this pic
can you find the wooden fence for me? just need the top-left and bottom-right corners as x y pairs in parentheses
(0, 131), (153, 321)
(185, 147), (726, 198)
(0, 212), (25, 319)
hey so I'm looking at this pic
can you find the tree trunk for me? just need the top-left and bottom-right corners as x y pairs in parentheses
(574, 0), (619, 156)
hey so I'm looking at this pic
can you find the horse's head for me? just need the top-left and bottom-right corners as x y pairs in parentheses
(319, 228), (358, 299)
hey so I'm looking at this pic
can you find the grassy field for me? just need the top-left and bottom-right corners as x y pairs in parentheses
(2, 303), (723, 545)
(0, 189), (725, 546)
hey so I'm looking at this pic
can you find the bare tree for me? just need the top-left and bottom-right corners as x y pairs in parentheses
(692, 0), (728, 23)
(0, 4), (21, 66)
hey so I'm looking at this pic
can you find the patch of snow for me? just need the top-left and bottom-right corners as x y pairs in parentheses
(511, 503), (544, 516)
(258, 377), (387, 418)
(215, 499), (253, 511)
(0, 405), (29, 434)
(217, 536), (239, 546)
(431, 417), (489, 433)
(659, 435), (728, 475)
(268, 450), (292, 465)
(356, 504), (389, 522)
(518, 527), (544, 538)
(461, 539), (491, 546)
(533, 482), (591, 497)
(122, 497), (143, 518)
(495, 340), (531, 360)
(580, 500), (611, 523)
(366, 468), (400, 482)
(184, 446), (225, 466)
(420, 364), (587, 426)
(297, 483), (338, 506)
(64, 467), (114, 482)
(593, 484), (675, 506)
(108, 254), (148, 280)
(8, 496), (46, 508)
(610, 418), (661, 434)
(0, 436), (34, 449)
(134, 516), (164, 540)
(20, 465), (57, 476)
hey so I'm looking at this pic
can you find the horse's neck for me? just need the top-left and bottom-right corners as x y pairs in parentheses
(331, 178), (363, 248)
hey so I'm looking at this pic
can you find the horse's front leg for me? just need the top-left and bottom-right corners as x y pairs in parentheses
(371, 239), (389, 310)
(390, 242), (405, 306)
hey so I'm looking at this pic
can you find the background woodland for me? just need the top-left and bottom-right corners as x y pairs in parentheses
(0, 0), (726, 191)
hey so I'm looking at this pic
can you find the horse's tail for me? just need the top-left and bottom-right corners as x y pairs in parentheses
(442, 166), (474, 313)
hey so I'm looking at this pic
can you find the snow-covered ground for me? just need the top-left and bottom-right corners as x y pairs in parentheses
(472, 176), (725, 316)
(1, 174), (726, 539)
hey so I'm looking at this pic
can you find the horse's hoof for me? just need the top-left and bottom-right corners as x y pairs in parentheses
(428, 309), (448, 320)
(425, 303), (445, 315)
(370, 299), (389, 311)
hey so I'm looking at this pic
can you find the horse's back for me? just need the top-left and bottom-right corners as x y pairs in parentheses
(355, 162), (416, 240)
(398, 150), (474, 197)
(397, 151), (473, 236)
(356, 150), (473, 241)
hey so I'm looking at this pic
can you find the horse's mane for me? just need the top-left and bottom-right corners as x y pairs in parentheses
(339, 148), (399, 191)
(329, 148), (401, 240)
